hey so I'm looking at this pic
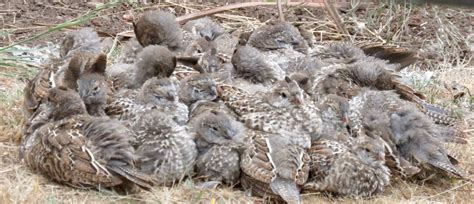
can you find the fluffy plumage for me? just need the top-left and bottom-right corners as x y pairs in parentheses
(305, 137), (390, 197)
(133, 111), (197, 185)
(192, 110), (246, 184)
(178, 74), (218, 106)
(240, 131), (310, 203)
(21, 87), (155, 192)
(133, 10), (182, 50)
(247, 21), (309, 54)
(183, 17), (224, 40)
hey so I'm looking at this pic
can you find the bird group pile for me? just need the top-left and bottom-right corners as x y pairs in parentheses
(20, 9), (470, 203)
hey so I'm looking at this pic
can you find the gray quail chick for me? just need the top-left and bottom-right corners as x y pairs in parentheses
(349, 90), (468, 180)
(231, 45), (283, 85)
(130, 45), (177, 89)
(183, 17), (224, 41)
(192, 110), (246, 184)
(304, 137), (390, 198)
(247, 21), (309, 54)
(21, 86), (156, 192)
(241, 131), (310, 203)
(133, 10), (182, 51)
(117, 38), (144, 64)
(72, 53), (111, 117)
(390, 108), (470, 181)
(59, 27), (101, 58)
(133, 111), (197, 185)
(178, 74), (218, 107)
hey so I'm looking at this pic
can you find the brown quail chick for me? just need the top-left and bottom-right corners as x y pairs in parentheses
(106, 77), (188, 126)
(241, 131), (310, 204)
(188, 100), (237, 123)
(184, 36), (217, 57)
(178, 74), (218, 107)
(133, 10), (182, 51)
(23, 29), (103, 119)
(247, 21), (309, 54)
(317, 94), (351, 142)
(59, 27), (101, 58)
(304, 137), (390, 198)
(21, 87), (156, 192)
(219, 76), (304, 117)
(133, 111), (197, 185)
(183, 17), (224, 41)
(192, 110), (246, 185)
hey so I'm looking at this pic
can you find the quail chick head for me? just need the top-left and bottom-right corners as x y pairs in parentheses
(179, 74), (218, 106)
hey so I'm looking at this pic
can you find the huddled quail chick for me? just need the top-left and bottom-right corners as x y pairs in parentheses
(304, 137), (390, 197)
(241, 131), (310, 203)
(178, 73), (218, 107)
(247, 21), (309, 54)
(219, 76), (304, 116)
(133, 110), (197, 185)
(349, 89), (469, 180)
(192, 110), (246, 185)
(23, 28), (103, 119)
(133, 10), (182, 51)
(232, 44), (283, 85)
(183, 17), (224, 41)
(390, 108), (469, 180)
(59, 27), (101, 58)
(106, 77), (188, 126)
(21, 86), (155, 192)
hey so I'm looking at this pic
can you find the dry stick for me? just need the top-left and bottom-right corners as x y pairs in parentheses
(277, 0), (285, 22)
(118, 1), (366, 38)
(323, 0), (350, 41)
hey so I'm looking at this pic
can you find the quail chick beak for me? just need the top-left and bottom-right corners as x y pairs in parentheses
(166, 94), (175, 101)
(376, 152), (385, 161)
(292, 96), (304, 105)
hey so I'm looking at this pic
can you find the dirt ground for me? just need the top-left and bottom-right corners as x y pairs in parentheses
(0, 1), (473, 203)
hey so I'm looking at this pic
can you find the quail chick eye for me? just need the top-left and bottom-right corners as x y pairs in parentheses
(280, 92), (287, 98)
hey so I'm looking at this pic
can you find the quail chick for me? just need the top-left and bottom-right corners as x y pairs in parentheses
(390, 108), (470, 180)
(192, 110), (246, 184)
(188, 100), (237, 123)
(23, 29), (103, 118)
(131, 45), (177, 88)
(241, 131), (310, 203)
(106, 77), (188, 126)
(219, 76), (304, 117)
(59, 27), (101, 58)
(247, 21), (309, 54)
(133, 111), (197, 185)
(178, 74), (218, 106)
(21, 86), (155, 192)
(304, 137), (390, 198)
(183, 17), (224, 41)
(349, 89), (468, 180)
(133, 10), (182, 51)
(117, 38), (144, 64)
(231, 45), (283, 85)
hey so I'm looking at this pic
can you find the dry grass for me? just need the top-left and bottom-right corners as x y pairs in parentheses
(0, 1), (473, 203)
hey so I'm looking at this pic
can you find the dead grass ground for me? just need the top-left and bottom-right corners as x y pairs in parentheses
(0, 1), (473, 203)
